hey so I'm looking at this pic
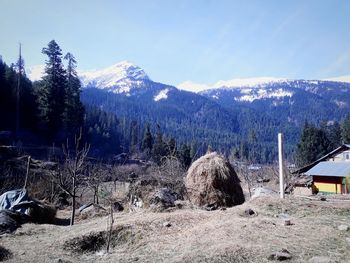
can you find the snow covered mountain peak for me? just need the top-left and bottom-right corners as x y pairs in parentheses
(177, 77), (289, 93)
(213, 77), (288, 89)
(79, 61), (150, 93)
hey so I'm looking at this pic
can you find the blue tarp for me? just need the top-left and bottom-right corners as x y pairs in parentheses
(0, 189), (35, 215)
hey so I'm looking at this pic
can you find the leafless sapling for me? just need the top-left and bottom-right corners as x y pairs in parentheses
(56, 131), (90, 226)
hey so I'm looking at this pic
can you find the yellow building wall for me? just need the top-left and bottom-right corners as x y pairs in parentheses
(337, 184), (342, 193)
(314, 182), (342, 193)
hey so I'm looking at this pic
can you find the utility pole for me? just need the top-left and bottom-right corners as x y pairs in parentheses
(278, 133), (285, 198)
(15, 43), (23, 139)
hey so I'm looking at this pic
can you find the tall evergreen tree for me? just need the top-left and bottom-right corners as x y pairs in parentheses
(296, 122), (330, 166)
(321, 121), (341, 150)
(84, 105), (121, 156)
(0, 58), (12, 130)
(38, 40), (67, 136)
(129, 120), (139, 153)
(63, 52), (84, 134)
(141, 123), (153, 153)
(152, 124), (167, 164)
(239, 141), (249, 161)
(178, 143), (192, 168)
(0, 56), (6, 87)
(248, 130), (258, 163)
(341, 116), (350, 144)
(4, 64), (17, 130)
(15, 52), (37, 132)
(0, 57), (36, 133)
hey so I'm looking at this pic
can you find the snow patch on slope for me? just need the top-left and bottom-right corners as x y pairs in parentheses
(235, 88), (293, 102)
(178, 77), (288, 93)
(154, 88), (169, 101)
(333, 99), (348, 108)
(214, 77), (288, 89)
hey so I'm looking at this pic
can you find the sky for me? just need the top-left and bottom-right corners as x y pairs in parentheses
(1, 0), (350, 89)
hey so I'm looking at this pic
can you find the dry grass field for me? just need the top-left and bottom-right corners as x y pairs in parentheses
(1, 194), (350, 263)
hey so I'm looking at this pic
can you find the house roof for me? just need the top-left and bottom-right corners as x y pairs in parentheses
(305, 161), (350, 177)
(292, 144), (350, 174)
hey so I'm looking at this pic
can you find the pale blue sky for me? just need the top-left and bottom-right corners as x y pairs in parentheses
(1, 0), (350, 86)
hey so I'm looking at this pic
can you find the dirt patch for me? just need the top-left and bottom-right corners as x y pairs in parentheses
(0, 246), (12, 261)
(64, 231), (105, 253)
(182, 247), (254, 263)
(64, 225), (139, 254)
(77, 204), (109, 221)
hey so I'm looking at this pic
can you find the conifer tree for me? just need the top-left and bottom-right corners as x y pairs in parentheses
(152, 124), (167, 164)
(296, 122), (330, 166)
(141, 123), (153, 153)
(129, 120), (139, 153)
(341, 116), (350, 144)
(321, 121), (341, 150)
(239, 141), (249, 161)
(63, 52), (84, 134)
(4, 64), (18, 130)
(0, 58), (11, 130)
(0, 56), (6, 86)
(39, 40), (67, 136)
(0, 57), (36, 132)
(179, 144), (192, 168)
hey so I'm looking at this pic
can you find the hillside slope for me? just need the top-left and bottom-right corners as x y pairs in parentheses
(1, 196), (349, 262)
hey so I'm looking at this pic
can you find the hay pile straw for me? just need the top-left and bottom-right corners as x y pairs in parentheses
(185, 152), (244, 207)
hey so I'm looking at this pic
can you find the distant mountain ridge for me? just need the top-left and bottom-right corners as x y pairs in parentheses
(29, 61), (350, 162)
(200, 79), (350, 124)
(77, 62), (350, 110)
(77, 61), (350, 126)
(79, 61), (350, 162)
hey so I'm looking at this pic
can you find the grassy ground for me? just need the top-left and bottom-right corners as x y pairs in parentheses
(1, 195), (350, 263)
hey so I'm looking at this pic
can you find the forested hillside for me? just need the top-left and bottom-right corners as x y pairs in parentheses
(2, 41), (350, 164)
(80, 75), (350, 164)
(0, 41), (125, 157)
(0, 42), (194, 163)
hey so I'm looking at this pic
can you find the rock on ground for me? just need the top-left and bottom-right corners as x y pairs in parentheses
(150, 188), (179, 209)
(338, 224), (348, 231)
(268, 249), (292, 261)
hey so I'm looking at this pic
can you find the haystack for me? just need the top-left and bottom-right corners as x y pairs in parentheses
(185, 152), (244, 207)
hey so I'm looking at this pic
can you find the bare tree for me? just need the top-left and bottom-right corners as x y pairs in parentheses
(85, 162), (105, 204)
(55, 131), (90, 226)
(157, 155), (186, 180)
(105, 196), (114, 253)
(98, 181), (118, 253)
(235, 163), (254, 198)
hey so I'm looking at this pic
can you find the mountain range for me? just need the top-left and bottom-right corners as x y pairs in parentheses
(29, 61), (350, 162)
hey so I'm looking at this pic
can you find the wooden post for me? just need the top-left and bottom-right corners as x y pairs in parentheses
(23, 155), (31, 190)
(278, 133), (285, 199)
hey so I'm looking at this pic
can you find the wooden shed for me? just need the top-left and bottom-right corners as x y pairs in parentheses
(305, 162), (350, 194)
(293, 144), (350, 194)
